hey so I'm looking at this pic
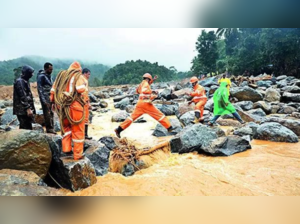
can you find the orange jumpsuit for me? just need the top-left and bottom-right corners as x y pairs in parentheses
(190, 84), (207, 119)
(50, 62), (87, 160)
(120, 80), (171, 130)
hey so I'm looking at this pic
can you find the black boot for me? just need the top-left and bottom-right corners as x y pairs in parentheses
(85, 125), (92, 140)
(114, 126), (123, 138)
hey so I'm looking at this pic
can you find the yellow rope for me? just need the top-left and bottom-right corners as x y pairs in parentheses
(53, 69), (86, 134)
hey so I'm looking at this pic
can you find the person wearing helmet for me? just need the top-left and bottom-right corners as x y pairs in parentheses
(114, 73), (174, 138)
(13, 65), (36, 130)
(188, 76), (207, 123)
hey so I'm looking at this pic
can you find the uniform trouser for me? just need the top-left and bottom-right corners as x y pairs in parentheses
(17, 115), (33, 130)
(41, 103), (54, 132)
(62, 103), (85, 160)
(84, 104), (89, 125)
(194, 99), (207, 119)
(120, 101), (171, 130)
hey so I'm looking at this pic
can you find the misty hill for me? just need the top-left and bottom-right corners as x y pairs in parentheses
(0, 56), (110, 86)
(102, 60), (190, 85)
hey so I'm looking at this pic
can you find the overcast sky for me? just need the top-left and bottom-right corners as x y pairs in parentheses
(0, 28), (215, 71)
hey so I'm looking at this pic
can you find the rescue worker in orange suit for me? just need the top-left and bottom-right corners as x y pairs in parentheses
(82, 68), (92, 140)
(188, 76), (207, 123)
(50, 62), (87, 160)
(114, 73), (175, 138)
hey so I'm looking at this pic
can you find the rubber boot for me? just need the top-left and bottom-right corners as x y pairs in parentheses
(85, 125), (92, 140)
(115, 126), (124, 138)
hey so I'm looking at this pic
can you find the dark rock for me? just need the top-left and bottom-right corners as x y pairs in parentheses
(0, 108), (19, 126)
(281, 86), (300, 93)
(89, 93), (98, 103)
(32, 123), (45, 133)
(99, 136), (117, 150)
(84, 140), (110, 176)
(171, 88), (190, 99)
(237, 110), (258, 123)
(94, 91), (110, 99)
(0, 184), (65, 196)
(0, 130), (52, 179)
(125, 105), (135, 113)
(0, 169), (46, 187)
(175, 83), (183, 91)
(231, 87), (263, 102)
(261, 117), (300, 137)
(277, 80), (288, 88)
(264, 88), (281, 102)
(54, 120), (61, 132)
(100, 101), (108, 108)
(248, 108), (267, 117)
(170, 124), (224, 154)
(134, 118), (147, 123)
(113, 94), (133, 103)
(204, 98), (214, 112)
(179, 111), (195, 126)
(155, 104), (178, 116)
(216, 119), (242, 127)
(111, 111), (130, 122)
(160, 89), (172, 100)
(278, 105), (297, 114)
(115, 97), (130, 110)
(209, 85), (219, 95)
(233, 126), (253, 138)
(282, 92), (300, 103)
(121, 164), (135, 177)
(202, 135), (251, 156)
(3, 100), (13, 107)
(276, 75), (287, 81)
(0, 102), (5, 109)
(240, 81), (249, 87)
(291, 112), (300, 119)
(153, 118), (182, 137)
(176, 103), (195, 118)
(199, 77), (219, 87)
(246, 122), (260, 136)
(234, 101), (253, 111)
(255, 122), (298, 143)
(257, 80), (272, 88)
(109, 89), (123, 97)
(253, 101), (271, 114)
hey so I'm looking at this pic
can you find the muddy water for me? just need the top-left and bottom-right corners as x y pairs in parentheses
(68, 101), (300, 196)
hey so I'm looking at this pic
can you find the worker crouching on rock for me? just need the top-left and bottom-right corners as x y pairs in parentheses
(115, 73), (175, 138)
(187, 76), (208, 123)
(50, 62), (87, 160)
(13, 65), (36, 130)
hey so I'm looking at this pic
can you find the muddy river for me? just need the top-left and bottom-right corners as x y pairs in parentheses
(66, 99), (300, 196)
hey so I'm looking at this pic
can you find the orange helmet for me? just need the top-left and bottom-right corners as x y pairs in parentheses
(68, 61), (82, 71)
(143, 73), (153, 81)
(190, 76), (199, 83)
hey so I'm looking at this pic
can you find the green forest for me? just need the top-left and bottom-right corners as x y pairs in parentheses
(101, 60), (190, 86)
(0, 56), (110, 86)
(192, 28), (300, 78)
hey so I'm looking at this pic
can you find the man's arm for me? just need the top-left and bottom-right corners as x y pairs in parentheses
(37, 75), (47, 104)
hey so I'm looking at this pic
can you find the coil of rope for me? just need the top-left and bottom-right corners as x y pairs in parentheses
(53, 69), (86, 134)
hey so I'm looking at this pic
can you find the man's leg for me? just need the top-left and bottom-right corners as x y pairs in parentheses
(146, 103), (171, 129)
(232, 112), (245, 124)
(17, 115), (32, 130)
(70, 107), (85, 160)
(209, 115), (221, 125)
(62, 118), (72, 153)
(41, 103), (55, 133)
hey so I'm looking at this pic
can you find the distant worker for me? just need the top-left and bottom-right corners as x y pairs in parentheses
(82, 68), (92, 140)
(13, 65), (36, 130)
(115, 73), (175, 138)
(218, 73), (231, 95)
(208, 82), (245, 126)
(188, 76), (207, 123)
(50, 62), (87, 160)
(37, 62), (56, 134)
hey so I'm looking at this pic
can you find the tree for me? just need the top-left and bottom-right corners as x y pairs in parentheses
(13, 66), (22, 82)
(192, 30), (218, 76)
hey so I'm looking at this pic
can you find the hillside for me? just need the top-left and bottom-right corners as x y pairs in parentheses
(102, 60), (190, 85)
(0, 56), (110, 86)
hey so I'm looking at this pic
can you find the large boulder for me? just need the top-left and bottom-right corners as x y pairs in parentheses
(281, 85), (300, 93)
(160, 89), (172, 100)
(0, 169), (46, 187)
(176, 103), (195, 118)
(264, 88), (281, 102)
(202, 135), (251, 156)
(233, 126), (254, 138)
(179, 111), (195, 126)
(278, 105), (297, 114)
(170, 124), (225, 154)
(261, 117), (300, 137)
(113, 94), (133, 103)
(35, 110), (45, 126)
(252, 101), (271, 114)
(257, 80), (272, 88)
(155, 104), (178, 116)
(171, 88), (190, 99)
(199, 77), (219, 87)
(0, 130), (52, 179)
(153, 118), (182, 137)
(255, 122), (298, 143)
(94, 91), (110, 99)
(204, 98), (214, 112)
(282, 92), (300, 103)
(0, 184), (65, 196)
(99, 136), (117, 150)
(0, 108), (19, 126)
(84, 140), (110, 176)
(276, 75), (287, 81)
(89, 92), (98, 103)
(114, 97), (130, 110)
(111, 111), (130, 122)
(234, 101), (253, 111)
(231, 87), (263, 102)
(125, 105), (135, 113)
